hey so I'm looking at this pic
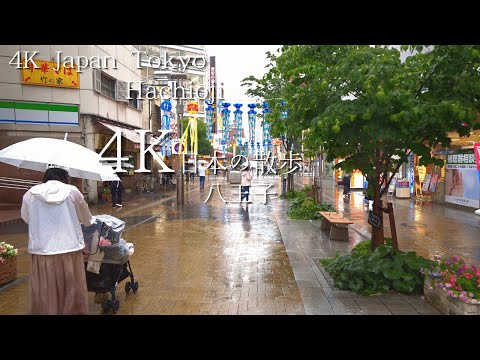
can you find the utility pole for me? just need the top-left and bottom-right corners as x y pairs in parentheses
(176, 95), (185, 206)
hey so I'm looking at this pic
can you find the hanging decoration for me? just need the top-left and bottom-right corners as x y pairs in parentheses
(221, 102), (231, 157)
(160, 100), (172, 156)
(248, 104), (257, 158)
(179, 101), (199, 155)
(233, 103), (243, 150)
(262, 102), (272, 154)
(280, 101), (289, 149)
(205, 99), (214, 142)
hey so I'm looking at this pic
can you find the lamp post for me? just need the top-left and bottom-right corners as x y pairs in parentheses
(176, 98), (184, 206)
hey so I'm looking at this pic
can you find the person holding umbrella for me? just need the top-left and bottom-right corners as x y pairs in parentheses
(110, 173), (124, 208)
(20, 164), (96, 315)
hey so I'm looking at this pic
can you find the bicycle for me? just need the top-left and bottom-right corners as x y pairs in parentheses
(136, 180), (148, 194)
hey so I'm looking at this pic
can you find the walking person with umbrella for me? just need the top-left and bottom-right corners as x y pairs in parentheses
(110, 173), (124, 208)
(20, 164), (96, 315)
(0, 134), (120, 314)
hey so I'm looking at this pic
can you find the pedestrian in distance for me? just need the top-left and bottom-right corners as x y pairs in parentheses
(110, 175), (124, 208)
(20, 164), (96, 315)
(343, 172), (351, 197)
(241, 166), (253, 202)
(198, 162), (207, 191)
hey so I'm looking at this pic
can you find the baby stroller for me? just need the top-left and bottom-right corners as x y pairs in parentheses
(82, 215), (139, 314)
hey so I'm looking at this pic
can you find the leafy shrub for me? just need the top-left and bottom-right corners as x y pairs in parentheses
(317, 202), (336, 212)
(288, 197), (321, 220)
(280, 190), (302, 199)
(282, 184), (334, 220)
(288, 196), (335, 220)
(319, 240), (432, 295)
(303, 185), (312, 193)
(351, 240), (372, 256)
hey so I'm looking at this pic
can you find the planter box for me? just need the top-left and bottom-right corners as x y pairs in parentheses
(0, 257), (17, 287)
(424, 276), (480, 315)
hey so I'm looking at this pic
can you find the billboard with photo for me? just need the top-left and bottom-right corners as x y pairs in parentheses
(444, 150), (480, 208)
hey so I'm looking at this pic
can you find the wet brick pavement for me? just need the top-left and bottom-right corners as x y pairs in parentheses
(2, 174), (474, 315)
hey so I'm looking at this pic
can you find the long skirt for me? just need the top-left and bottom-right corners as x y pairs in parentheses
(29, 249), (89, 315)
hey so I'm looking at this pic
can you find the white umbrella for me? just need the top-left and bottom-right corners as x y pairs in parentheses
(0, 137), (119, 181)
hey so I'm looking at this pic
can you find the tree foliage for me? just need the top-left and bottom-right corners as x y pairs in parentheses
(242, 45), (480, 249)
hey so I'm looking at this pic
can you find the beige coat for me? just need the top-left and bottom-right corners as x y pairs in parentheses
(241, 170), (253, 186)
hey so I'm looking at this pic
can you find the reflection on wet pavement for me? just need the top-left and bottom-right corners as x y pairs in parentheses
(0, 180), (304, 315)
(1, 174), (476, 315)
(302, 178), (480, 265)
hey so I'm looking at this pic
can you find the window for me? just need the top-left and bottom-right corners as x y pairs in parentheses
(129, 90), (141, 110)
(101, 73), (116, 99)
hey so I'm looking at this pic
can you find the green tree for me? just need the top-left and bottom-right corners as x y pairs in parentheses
(242, 49), (308, 191)
(244, 45), (480, 250)
(226, 144), (240, 154)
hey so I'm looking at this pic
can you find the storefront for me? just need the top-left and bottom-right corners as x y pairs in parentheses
(335, 159), (366, 189)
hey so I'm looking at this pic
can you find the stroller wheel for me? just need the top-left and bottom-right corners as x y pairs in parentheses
(102, 299), (111, 313)
(132, 281), (139, 294)
(112, 298), (120, 313)
(125, 281), (131, 294)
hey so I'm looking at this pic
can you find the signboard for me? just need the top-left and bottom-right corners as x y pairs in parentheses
(171, 139), (185, 154)
(387, 175), (398, 195)
(429, 173), (440, 193)
(407, 153), (414, 195)
(417, 165), (426, 182)
(22, 58), (80, 88)
(395, 179), (410, 198)
(396, 179), (410, 189)
(474, 143), (480, 171)
(446, 152), (477, 169)
(422, 173), (432, 192)
(445, 149), (480, 208)
(368, 211), (382, 229)
(209, 56), (217, 133)
(0, 101), (78, 126)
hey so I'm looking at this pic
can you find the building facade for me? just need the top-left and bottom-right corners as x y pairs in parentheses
(0, 45), (144, 204)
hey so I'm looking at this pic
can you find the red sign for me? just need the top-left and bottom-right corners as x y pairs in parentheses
(475, 143), (480, 171)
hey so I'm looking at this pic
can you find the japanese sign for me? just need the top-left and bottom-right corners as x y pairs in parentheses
(21, 58), (80, 88)
(209, 56), (217, 132)
(445, 149), (479, 208)
(368, 211), (382, 229)
(446, 151), (477, 169)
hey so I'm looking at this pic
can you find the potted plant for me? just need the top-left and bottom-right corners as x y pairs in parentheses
(424, 256), (480, 315)
(0, 242), (18, 287)
(101, 187), (110, 201)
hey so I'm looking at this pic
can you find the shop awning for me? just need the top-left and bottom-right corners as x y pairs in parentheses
(96, 119), (157, 146)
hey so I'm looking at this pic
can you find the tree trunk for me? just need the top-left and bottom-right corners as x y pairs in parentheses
(371, 157), (385, 251)
(371, 186), (385, 251)
(287, 173), (294, 191)
(387, 202), (399, 250)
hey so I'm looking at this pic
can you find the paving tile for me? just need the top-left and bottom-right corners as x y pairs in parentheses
(2, 177), (478, 316)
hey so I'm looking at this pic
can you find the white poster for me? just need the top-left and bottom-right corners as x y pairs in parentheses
(444, 167), (480, 208)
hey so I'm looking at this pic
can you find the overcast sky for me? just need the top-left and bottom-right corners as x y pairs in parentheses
(206, 45), (282, 103)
